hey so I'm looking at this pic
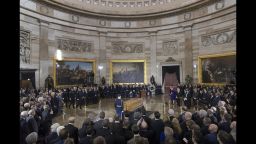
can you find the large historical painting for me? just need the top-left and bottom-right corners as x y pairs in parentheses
(111, 60), (146, 83)
(55, 60), (95, 86)
(198, 52), (236, 84)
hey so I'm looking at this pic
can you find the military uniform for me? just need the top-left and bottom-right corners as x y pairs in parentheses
(69, 90), (76, 109)
(114, 97), (123, 118)
(76, 89), (84, 109)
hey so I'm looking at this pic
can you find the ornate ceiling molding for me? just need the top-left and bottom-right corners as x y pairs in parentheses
(38, 0), (214, 18)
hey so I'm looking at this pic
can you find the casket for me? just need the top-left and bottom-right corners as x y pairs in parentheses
(123, 98), (143, 112)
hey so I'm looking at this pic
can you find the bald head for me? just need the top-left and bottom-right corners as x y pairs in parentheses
(208, 124), (218, 133)
(230, 121), (236, 129)
(68, 117), (75, 123)
(28, 109), (35, 116)
(185, 112), (192, 121)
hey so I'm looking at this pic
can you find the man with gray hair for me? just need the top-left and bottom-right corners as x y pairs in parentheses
(20, 111), (29, 144)
(96, 119), (111, 137)
(45, 123), (60, 144)
(65, 117), (79, 144)
(203, 124), (218, 144)
(25, 132), (38, 144)
(27, 109), (38, 133)
(94, 111), (105, 131)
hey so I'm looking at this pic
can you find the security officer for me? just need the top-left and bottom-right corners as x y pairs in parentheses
(114, 95), (123, 118)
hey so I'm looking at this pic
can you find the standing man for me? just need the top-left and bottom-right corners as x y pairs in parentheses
(184, 88), (192, 109)
(45, 75), (54, 91)
(65, 117), (79, 144)
(76, 88), (84, 109)
(114, 95), (124, 118)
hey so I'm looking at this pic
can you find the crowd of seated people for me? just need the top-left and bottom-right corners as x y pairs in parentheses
(20, 84), (236, 144)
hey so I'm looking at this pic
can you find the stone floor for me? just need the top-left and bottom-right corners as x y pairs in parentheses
(52, 94), (195, 128)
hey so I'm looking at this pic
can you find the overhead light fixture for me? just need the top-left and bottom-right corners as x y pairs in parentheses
(56, 49), (63, 61)
(98, 65), (103, 70)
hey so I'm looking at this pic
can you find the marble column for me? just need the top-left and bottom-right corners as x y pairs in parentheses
(183, 26), (193, 80)
(98, 32), (107, 84)
(149, 32), (157, 84)
(39, 20), (50, 88)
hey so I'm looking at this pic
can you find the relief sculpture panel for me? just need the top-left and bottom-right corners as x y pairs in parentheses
(20, 30), (31, 64)
(57, 38), (93, 53)
(162, 40), (178, 56)
(111, 41), (144, 54)
(201, 30), (236, 47)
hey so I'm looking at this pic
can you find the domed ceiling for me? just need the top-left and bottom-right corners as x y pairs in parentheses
(41, 0), (213, 18)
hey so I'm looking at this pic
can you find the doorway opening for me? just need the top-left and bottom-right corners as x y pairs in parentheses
(162, 65), (180, 94)
(20, 69), (36, 89)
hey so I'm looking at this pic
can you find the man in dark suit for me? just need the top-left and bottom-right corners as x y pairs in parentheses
(127, 124), (149, 144)
(20, 111), (29, 144)
(105, 127), (126, 144)
(27, 109), (38, 133)
(111, 116), (124, 136)
(65, 117), (79, 144)
(45, 75), (54, 90)
(94, 111), (105, 131)
(151, 111), (164, 144)
(218, 113), (232, 133)
(54, 128), (69, 144)
(203, 124), (218, 144)
(79, 126), (94, 144)
(45, 123), (60, 144)
(96, 119), (111, 137)
(184, 88), (192, 109)
(201, 117), (211, 137)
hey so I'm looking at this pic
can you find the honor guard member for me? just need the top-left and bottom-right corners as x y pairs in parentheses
(62, 89), (69, 108)
(87, 88), (93, 104)
(169, 87), (177, 106)
(76, 88), (84, 109)
(114, 95), (123, 118)
(93, 87), (99, 104)
(69, 88), (76, 109)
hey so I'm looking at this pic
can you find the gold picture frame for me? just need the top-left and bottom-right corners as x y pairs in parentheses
(198, 52), (236, 85)
(109, 59), (147, 84)
(53, 58), (96, 88)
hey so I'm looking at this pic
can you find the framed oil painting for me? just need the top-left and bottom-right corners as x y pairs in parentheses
(53, 58), (95, 87)
(110, 60), (146, 84)
(198, 52), (236, 85)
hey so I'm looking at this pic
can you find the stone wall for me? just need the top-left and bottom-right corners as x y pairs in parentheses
(20, 0), (236, 88)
